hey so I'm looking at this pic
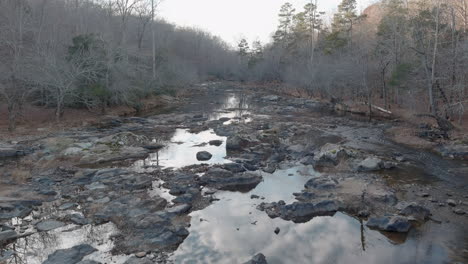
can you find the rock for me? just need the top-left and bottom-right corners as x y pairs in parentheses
(124, 256), (153, 264)
(36, 220), (66, 232)
(399, 203), (430, 221)
(226, 136), (250, 151)
(366, 216), (412, 232)
(0, 230), (18, 243)
(453, 209), (465, 215)
(244, 253), (268, 264)
(251, 195), (260, 199)
(258, 200), (342, 223)
(304, 177), (337, 190)
(0, 147), (24, 158)
(209, 140), (223, 146)
(357, 157), (383, 172)
(59, 203), (78, 210)
(62, 147), (83, 156)
(69, 214), (89, 225)
(314, 144), (352, 167)
(196, 151), (213, 161)
(262, 165), (276, 174)
(43, 244), (96, 264)
(166, 204), (191, 215)
(420, 193), (430, 197)
(223, 163), (246, 173)
(447, 199), (457, 206)
(274, 227), (280, 234)
(202, 168), (263, 192)
(135, 252), (147, 258)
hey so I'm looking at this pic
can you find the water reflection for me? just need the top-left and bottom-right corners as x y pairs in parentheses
(133, 129), (230, 171)
(208, 93), (251, 124)
(172, 166), (448, 264)
(3, 223), (128, 264)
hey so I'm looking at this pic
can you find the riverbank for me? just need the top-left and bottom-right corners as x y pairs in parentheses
(0, 82), (467, 263)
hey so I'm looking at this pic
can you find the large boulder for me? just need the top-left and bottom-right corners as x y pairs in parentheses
(201, 168), (262, 192)
(43, 244), (97, 264)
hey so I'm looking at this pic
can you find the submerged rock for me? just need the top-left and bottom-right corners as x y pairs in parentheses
(196, 151), (213, 161)
(243, 253), (268, 264)
(257, 200), (342, 223)
(366, 216), (412, 233)
(43, 244), (96, 264)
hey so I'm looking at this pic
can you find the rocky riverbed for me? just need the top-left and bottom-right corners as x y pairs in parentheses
(1, 82), (467, 264)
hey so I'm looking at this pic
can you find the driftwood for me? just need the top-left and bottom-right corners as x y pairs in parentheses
(370, 104), (392, 114)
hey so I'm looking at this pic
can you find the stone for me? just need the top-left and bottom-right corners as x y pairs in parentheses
(62, 147), (83, 156)
(202, 168), (263, 192)
(366, 216), (412, 233)
(59, 203), (78, 210)
(258, 200), (342, 223)
(358, 157), (383, 172)
(36, 220), (66, 232)
(274, 227), (280, 234)
(135, 252), (147, 258)
(166, 204), (191, 215)
(447, 199), (457, 207)
(43, 244), (96, 264)
(244, 253), (268, 264)
(0, 230), (18, 243)
(304, 177), (337, 190)
(399, 203), (430, 221)
(223, 163), (246, 173)
(209, 140), (223, 146)
(226, 135), (250, 151)
(314, 144), (352, 167)
(453, 209), (466, 215)
(70, 214), (89, 226)
(196, 151), (213, 161)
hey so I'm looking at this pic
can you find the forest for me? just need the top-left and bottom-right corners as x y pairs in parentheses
(1, 0), (467, 132)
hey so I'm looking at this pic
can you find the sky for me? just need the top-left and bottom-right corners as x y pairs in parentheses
(158, 0), (376, 46)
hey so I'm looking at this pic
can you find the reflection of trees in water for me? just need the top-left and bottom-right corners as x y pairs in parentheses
(5, 231), (59, 264)
(3, 223), (117, 264)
